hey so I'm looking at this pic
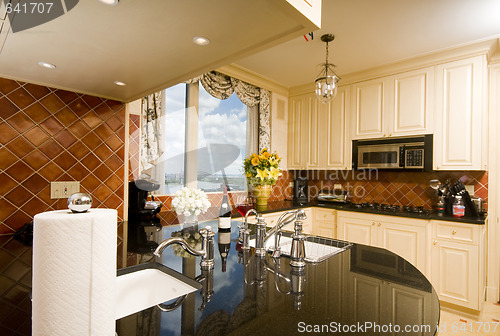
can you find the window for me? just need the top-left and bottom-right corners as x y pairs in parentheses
(154, 81), (252, 194)
(197, 84), (247, 192)
(156, 83), (186, 195)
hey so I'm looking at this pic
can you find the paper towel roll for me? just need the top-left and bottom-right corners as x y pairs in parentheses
(32, 209), (117, 336)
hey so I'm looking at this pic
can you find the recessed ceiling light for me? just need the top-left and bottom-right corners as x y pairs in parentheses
(98, 0), (118, 5)
(193, 36), (210, 46)
(38, 61), (56, 69)
(114, 81), (126, 86)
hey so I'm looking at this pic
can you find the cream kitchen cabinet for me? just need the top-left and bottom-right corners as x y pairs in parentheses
(337, 212), (429, 276)
(430, 220), (485, 310)
(314, 208), (337, 239)
(287, 86), (350, 170)
(288, 96), (308, 169)
(351, 67), (434, 140)
(434, 55), (487, 171)
(351, 77), (388, 139)
(342, 270), (434, 333)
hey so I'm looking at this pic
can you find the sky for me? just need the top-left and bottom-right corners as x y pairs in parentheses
(162, 83), (247, 178)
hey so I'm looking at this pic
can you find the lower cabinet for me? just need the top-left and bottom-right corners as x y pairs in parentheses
(244, 207), (485, 311)
(343, 271), (434, 335)
(314, 208), (337, 239)
(430, 220), (484, 310)
(337, 212), (428, 276)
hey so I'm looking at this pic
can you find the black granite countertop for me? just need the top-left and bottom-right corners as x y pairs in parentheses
(117, 220), (440, 336)
(237, 201), (485, 225)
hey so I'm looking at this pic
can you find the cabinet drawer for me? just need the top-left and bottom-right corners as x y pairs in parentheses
(314, 208), (336, 221)
(434, 222), (479, 244)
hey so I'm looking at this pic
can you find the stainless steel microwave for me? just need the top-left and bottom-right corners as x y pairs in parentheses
(352, 135), (433, 170)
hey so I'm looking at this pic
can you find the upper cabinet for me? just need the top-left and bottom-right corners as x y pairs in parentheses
(351, 67), (434, 139)
(392, 67), (434, 137)
(287, 86), (350, 170)
(433, 55), (487, 171)
(286, 45), (490, 172)
(351, 78), (388, 139)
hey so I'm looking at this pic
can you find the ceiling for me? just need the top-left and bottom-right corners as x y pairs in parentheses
(0, 0), (318, 102)
(235, 0), (500, 89)
(0, 0), (499, 102)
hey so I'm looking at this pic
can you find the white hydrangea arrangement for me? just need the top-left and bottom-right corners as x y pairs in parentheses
(171, 187), (211, 216)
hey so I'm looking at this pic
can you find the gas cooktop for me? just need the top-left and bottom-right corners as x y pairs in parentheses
(317, 201), (431, 216)
(349, 202), (431, 215)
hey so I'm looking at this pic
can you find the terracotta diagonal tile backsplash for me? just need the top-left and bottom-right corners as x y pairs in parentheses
(302, 170), (488, 210)
(0, 77), (127, 237)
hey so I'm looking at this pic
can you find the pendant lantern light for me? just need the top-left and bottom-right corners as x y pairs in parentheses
(315, 34), (340, 103)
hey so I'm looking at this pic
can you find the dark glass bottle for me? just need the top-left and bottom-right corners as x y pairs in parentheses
(218, 185), (232, 229)
(218, 228), (231, 272)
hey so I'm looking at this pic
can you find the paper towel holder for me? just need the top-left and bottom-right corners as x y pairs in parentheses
(68, 193), (93, 213)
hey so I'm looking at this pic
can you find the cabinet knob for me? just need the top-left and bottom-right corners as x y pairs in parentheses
(433, 241), (438, 245)
(437, 166), (440, 170)
(452, 230), (457, 235)
(378, 222), (381, 227)
(372, 221), (375, 226)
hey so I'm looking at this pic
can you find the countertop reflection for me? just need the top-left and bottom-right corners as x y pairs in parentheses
(117, 220), (439, 336)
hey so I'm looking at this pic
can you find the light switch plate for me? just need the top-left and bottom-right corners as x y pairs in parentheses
(50, 181), (80, 199)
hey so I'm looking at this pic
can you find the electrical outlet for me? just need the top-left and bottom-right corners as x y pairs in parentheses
(289, 182), (294, 188)
(334, 184), (342, 190)
(50, 181), (80, 199)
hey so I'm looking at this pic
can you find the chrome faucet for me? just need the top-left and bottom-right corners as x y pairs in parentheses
(289, 209), (307, 269)
(153, 226), (215, 270)
(239, 209), (257, 250)
(253, 212), (268, 257)
(264, 209), (306, 259)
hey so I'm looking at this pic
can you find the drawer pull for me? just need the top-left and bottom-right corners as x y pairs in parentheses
(452, 230), (456, 235)
(372, 222), (375, 226)
(433, 241), (438, 245)
(378, 222), (381, 227)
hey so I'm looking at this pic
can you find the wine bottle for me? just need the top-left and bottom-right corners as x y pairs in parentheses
(218, 228), (231, 272)
(218, 185), (232, 229)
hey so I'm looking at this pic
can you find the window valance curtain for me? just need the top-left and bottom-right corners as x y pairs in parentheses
(140, 91), (164, 171)
(188, 71), (270, 151)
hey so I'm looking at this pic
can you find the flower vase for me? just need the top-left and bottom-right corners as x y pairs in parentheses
(253, 185), (272, 210)
(183, 212), (198, 227)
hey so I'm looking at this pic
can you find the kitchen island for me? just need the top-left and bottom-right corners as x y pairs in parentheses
(117, 220), (439, 335)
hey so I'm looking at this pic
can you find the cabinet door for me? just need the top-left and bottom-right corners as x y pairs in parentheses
(434, 56), (486, 170)
(387, 283), (433, 336)
(314, 208), (336, 238)
(288, 97), (307, 169)
(351, 78), (389, 139)
(377, 220), (428, 276)
(391, 67), (434, 137)
(337, 215), (377, 245)
(306, 95), (321, 169)
(431, 239), (479, 309)
(344, 272), (385, 325)
(326, 86), (351, 169)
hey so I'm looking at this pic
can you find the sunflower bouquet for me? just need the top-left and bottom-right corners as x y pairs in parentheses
(243, 148), (282, 186)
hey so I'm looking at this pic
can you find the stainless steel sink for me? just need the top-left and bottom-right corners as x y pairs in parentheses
(250, 234), (352, 263)
(115, 262), (201, 319)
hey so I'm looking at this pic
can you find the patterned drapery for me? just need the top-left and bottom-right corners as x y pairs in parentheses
(189, 71), (270, 149)
(141, 91), (163, 171)
(258, 88), (271, 151)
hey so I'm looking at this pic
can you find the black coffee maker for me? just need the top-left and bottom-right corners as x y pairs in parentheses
(128, 177), (163, 223)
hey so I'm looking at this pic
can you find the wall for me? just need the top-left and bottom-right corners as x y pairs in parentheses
(0, 77), (127, 335)
(0, 77), (127, 234)
(303, 170), (487, 209)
